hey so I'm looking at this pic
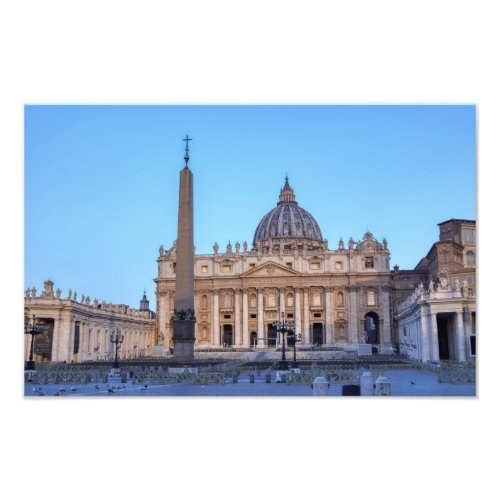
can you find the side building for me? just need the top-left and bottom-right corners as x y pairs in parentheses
(24, 280), (156, 364)
(394, 219), (476, 362)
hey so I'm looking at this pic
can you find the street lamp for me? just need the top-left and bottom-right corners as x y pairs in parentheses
(272, 312), (295, 371)
(24, 314), (45, 371)
(289, 332), (302, 369)
(110, 330), (124, 368)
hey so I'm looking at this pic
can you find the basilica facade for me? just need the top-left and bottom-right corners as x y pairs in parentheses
(155, 177), (394, 353)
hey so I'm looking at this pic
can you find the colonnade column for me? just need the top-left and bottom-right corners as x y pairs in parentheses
(257, 288), (264, 347)
(88, 326), (95, 360)
(455, 311), (466, 362)
(234, 289), (242, 347)
(66, 319), (75, 363)
(99, 329), (106, 360)
(80, 321), (88, 362)
(303, 289), (310, 345)
(242, 289), (249, 347)
(430, 311), (440, 362)
(324, 287), (333, 345)
(51, 316), (60, 362)
(212, 292), (220, 346)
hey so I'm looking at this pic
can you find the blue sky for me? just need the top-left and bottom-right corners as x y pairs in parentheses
(24, 105), (476, 310)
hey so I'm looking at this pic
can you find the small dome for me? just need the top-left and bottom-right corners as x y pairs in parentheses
(253, 177), (323, 245)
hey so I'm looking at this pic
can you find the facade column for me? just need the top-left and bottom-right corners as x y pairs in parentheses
(348, 285), (358, 344)
(163, 291), (171, 351)
(242, 289), (249, 347)
(279, 287), (285, 319)
(381, 286), (391, 345)
(325, 287), (333, 345)
(430, 311), (440, 362)
(303, 288), (310, 345)
(212, 292), (220, 346)
(455, 311), (466, 362)
(257, 288), (265, 347)
(234, 289), (242, 347)
(294, 288), (302, 339)
(51, 316), (60, 362)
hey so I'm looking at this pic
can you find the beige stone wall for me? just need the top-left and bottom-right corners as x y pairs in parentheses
(155, 233), (392, 349)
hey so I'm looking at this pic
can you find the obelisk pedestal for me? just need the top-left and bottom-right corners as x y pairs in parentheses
(172, 138), (196, 362)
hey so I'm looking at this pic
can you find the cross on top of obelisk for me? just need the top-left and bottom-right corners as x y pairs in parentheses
(183, 134), (192, 167)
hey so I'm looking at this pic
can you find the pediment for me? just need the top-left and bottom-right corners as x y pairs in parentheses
(241, 262), (301, 277)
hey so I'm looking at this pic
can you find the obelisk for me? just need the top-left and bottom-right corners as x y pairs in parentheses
(171, 135), (196, 362)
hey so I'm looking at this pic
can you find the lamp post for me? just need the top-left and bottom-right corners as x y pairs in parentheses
(289, 332), (302, 368)
(272, 312), (295, 371)
(24, 314), (45, 371)
(110, 330), (124, 368)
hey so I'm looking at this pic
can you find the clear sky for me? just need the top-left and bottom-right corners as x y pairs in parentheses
(25, 105), (476, 310)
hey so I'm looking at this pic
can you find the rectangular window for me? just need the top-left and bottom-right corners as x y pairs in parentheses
(249, 263), (255, 270)
(464, 229), (475, 244)
(467, 275), (474, 286)
(335, 261), (343, 270)
(222, 265), (231, 273)
(287, 313), (294, 319)
(470, 335), (476, 356)
(310, 262), (320, 270)
(442, 253), (449, 261)
(286, 262), (292, 269)
(367, 290), (376, 306)
(250, 314), (256, 319)
(201, 265), (208, 273)
(365, 257), (374, 268)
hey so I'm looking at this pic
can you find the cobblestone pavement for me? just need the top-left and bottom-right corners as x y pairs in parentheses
(24, 369), (475, 397)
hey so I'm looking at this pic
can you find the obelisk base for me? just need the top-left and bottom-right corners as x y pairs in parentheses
(172, 320), (195, 362)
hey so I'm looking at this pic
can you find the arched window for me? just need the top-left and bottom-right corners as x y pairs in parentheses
(287, 293), (294, 307)
(202, 295), (208, 309)
(250, 294), (257, 308)
(337, 292), (344, 306)
(466, 250), (475, 266)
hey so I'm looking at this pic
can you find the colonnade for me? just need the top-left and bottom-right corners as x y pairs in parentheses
(24, 313), (155, 364)
(400, 309), (471, 362)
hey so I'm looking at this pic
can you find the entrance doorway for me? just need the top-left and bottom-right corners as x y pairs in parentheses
(437, 314), (455, 360)
(364, 312), (379, 344)
(312, 323), (323, 346)
(222, 325), (233, 347)
(267, 325), (277, 347)
(250, 332), (257, 347)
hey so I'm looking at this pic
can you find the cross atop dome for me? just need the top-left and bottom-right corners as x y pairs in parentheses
(279, 176), (296, 203)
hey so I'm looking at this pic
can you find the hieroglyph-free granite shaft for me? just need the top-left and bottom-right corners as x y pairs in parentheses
(172, 164), (196, 361)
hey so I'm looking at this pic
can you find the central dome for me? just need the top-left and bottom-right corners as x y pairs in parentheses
(253, 177), (323, 245)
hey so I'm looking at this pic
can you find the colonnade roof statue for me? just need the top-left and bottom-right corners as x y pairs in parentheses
(253, 176), (326, 251)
